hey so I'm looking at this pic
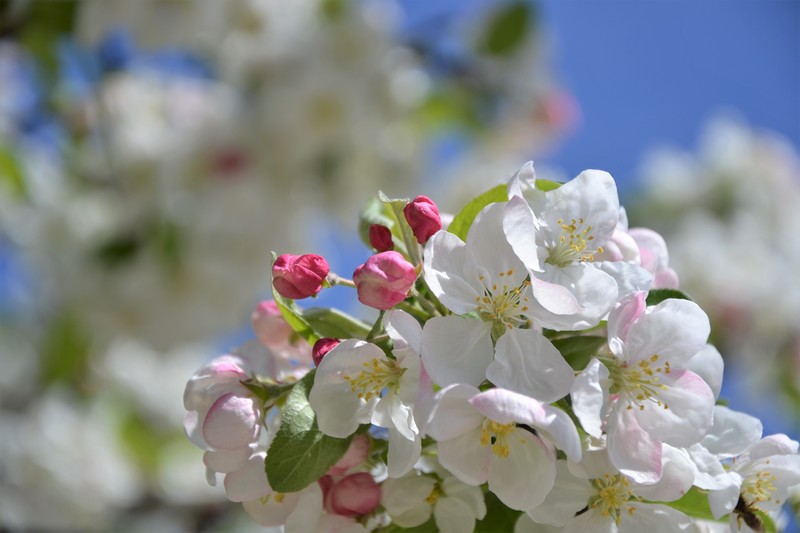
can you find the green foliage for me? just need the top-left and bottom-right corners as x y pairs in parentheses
(302, 307), (371, 340)
(40, 311), (92, 387)
(0, 146), (26, 199)
(265, 371), (353, 492)
(447, 184), (507, 241)
(551, 335), (607, 370)
(662, 487), (716, 521)
(17, 1), (79, 77)
(753, 509), (777, 533)
(535, 178), (562, 192)
(478, 1), (533, 57)
(357, 193), (413, 257)
(646, 288), (692, 307)
(475, 491), (522, 532)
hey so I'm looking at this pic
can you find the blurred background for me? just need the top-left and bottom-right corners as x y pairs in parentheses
(0, 0), (797, 530)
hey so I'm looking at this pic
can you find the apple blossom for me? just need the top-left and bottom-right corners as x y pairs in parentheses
(326, 472), (381, 517)
(251, 300), (294, 350)
(353, 251), (417, 310)
(272, 253), (330, 299)
(404, 195), (442, 245)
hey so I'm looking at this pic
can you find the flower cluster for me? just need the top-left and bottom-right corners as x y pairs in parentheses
(184, 162), (800, 532)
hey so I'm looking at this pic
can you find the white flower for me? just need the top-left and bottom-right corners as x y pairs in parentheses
(503, 164), (653, 330)
(422, 201), (574, 401)
(382, 471), (486, 533)
(525, 447), (694, 532)
(309, 310), (425, 477)
(571, 292), (716, 483)
(426, 384), (580, 511)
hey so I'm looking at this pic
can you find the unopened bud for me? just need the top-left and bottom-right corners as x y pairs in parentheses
(328, 472), (381, 517)
(272, 253), (329, 299)
(403, 195), (441, 245)
(251, 300), (293, 350)
(369, 224), (394, 252)
(328, 434), (370, 475)
(312, 337), (341, 367)
(352, 251), (416, 310)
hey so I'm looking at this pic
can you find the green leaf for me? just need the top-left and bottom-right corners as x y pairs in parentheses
(271, 253), (320, 347)
(475, 491), (522, 532)
(357, 194), (411, 256)
(753, 509), (777, 533)
(0, 146), (26, 199)
(551, 335), (607, 371)
(646, 288), (692, 307)
(478, 1), (533, 57)
(265, 370), (352, 492)
(40, 311), (92, 387)
(535, 179), (562, 192)
(302, 307), (371, 339)
(663, 487), (716, 521)
(447, 184), (507, 241)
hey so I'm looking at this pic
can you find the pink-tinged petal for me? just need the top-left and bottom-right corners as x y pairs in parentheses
(534, 264), (618, 331)
(488, 431), (555, 511)
(571, 358), (609, 438)
(503, 195), (544, 273)
(526, 461), (594, 527)
(620, 503), (692, 532)
(607, 406), (663, 484)
(423, 231), (481, 313)
(426, 384), (484, 441)
(488, 328), (574, 403)
(421, 316), (493, 388)
(686, 344), (724, 400)
(624, 299), (710, 366)
(469, 388), (581, 461)
(633, 445), (695, 502)
(438, 428), (491, 486)
(224, 451), (271, 502)
(653, 268), (679, 290)
(328, 472), (381, 517)
(634, 370), (715, 448)
(434, 495), (476, 533)
(607, 292), (647, 352)
(204, 447), (251, 474)
(742, 434), (800, 463)
(387, 428), (421, 478)
(328, 434), (371, 476)
(701, 406), (762, 458)
(529, 277), (582, 315)
(184, 411), (206, 449)
(202, 392), (260, 450)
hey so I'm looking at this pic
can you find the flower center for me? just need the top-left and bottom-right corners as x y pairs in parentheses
(589, 474), (636, 525)
(479, 419), (517, 458)
(258, 492), (286, 505)
(342, 358), (405, 401)
(474, 271), (531, 340)
(742, 468), (779, 509)
(425, 482), (443, 505)
(545, 218), (603, 267)
(606, 354), (671, 412)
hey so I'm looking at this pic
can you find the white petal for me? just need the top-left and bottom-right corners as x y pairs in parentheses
(594, 261), (653, 300)
(685, 344), (724, 399)
(224, 452), (271, 502)
(607, 406), (663, 484)
(701, 406), (762, 458)
(382, 475), (434, 523)
(373, 393), (417, 441)
(624, 299), (710, 366)
(437, 428), (491, 485)
(633, 444), (695, 502)
(620, 503), (692, 532)
(423, 230), (481, 313)
(564, 511), (616, 533)
(387, 428), (421, 478)
(435, 495), (478, 533)
(426, 384), (484, 441)
(488, 328), (574, 402)
(535, 264), (618, 330)
(466, 203), (526, 286)
(515, 514), (563, 533)
(385, 309), (423, 355)
(741, 433), (800, 463)
(242, 490), (305, 527)
(488, 430), (556, 510)
(421, 316), (494, 387)
(708, 476), (743, 519)
(571, 358), (610, 438)
(634, 370), (715, 447)
(688, 444), (738, 491)
(443, 476), (487, 519)
(526, 461), (594, 527)
(503, 195), (544, 273)
(283, 484), (324, 533)
(204, 447), (251, 474)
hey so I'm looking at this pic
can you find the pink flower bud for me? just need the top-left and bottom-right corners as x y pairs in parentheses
(403, 195), (441, 244)
(312, 337), (341, 367)
(251, 300), (293, 350)
(272, 253), (329, 299)
(352, 251), (417, 310)
(328, 472), (381, 517)
(369, 224), (394, 252)
(327, 434), (370, 475)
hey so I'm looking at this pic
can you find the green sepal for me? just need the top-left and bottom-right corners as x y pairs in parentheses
(265, 370), (353, 492)
(661, 487), (716, 522)
(535, 178), (563, 192)
(551, 335), (607, 371)
(271, 252), (320, 347)
(302, 307), (371, 340)
(447, 184), (507, 241)
(646, 288), (692, 307)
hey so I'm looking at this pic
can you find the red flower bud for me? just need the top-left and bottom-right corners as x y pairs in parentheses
(272, 253), (329, 299)
(368, 224), (394, 252)
(328, 472), (381, 517)
(352, 251), (417, 310)
(403, 195), (441, 245)
(312, 337), (341, 367)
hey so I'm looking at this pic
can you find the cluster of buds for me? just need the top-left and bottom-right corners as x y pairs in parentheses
(185, 162), (800, 532)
